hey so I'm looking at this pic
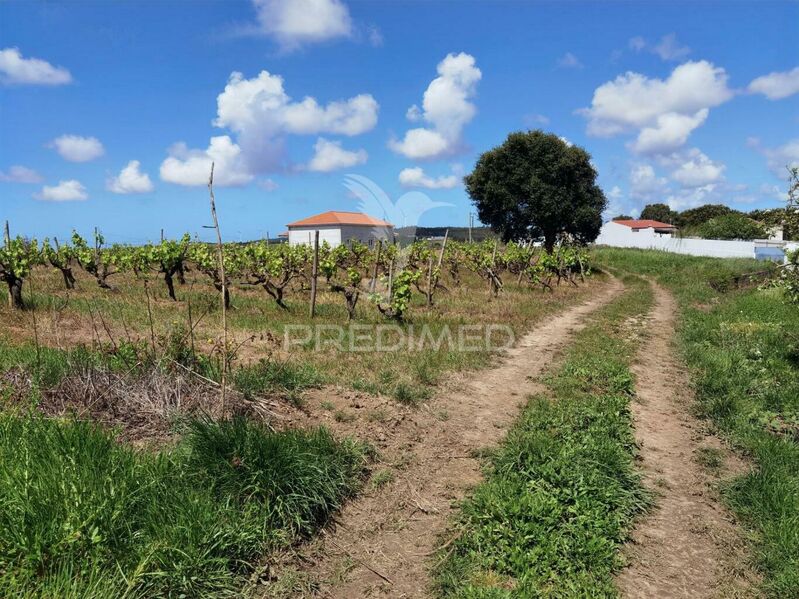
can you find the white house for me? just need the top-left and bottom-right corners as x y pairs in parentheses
(596, 219), (678, 247)
(286, 211), (394, 248)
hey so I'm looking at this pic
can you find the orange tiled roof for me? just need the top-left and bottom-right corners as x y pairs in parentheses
(614, 219), (677, 229)
(287, 211), (393, 228)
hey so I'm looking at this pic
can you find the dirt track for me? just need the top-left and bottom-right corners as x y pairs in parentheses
(615, 283), (759, 598)
(290, 277), (625, 598)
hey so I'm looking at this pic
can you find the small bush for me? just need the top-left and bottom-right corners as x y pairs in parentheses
(233, 359), (324, 401)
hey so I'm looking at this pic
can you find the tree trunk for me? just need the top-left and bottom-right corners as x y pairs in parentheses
(177, 263), (186, 285)
(544, 232), (556, 254)
(6, 276), (23, 309)
(345, 289), (359, 320)
(263, 282), (288, 309)
(96, 274), (112, 290)
(164, 271), (177, 301)
(61, 268), (76, 290)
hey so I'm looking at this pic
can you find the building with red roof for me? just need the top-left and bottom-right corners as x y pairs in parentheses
(286, 211), (394, 247)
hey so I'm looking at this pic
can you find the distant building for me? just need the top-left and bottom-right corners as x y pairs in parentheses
(596, 219), (677, 246)
(286, 211), (394, 248)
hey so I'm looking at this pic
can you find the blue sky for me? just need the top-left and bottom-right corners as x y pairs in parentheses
(1, 0), (798, 243)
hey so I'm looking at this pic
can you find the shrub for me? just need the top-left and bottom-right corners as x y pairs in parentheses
(696, 213), (766, 241)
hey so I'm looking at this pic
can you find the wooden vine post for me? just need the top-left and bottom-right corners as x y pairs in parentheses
(309, 230), (319, 318)
(369, 239), (382, 293)
(431, 229), (448, 306)
(207, 162), (228, 417)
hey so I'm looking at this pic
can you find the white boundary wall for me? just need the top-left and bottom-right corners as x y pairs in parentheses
(595, 221), (758, 259)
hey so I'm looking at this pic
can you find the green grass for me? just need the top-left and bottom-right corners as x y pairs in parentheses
(596, 248), (799, 597)
(435, 276), (653, 597)
(0, 413), (366, 598)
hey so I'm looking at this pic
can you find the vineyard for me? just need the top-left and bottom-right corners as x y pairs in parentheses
(0, 226), (601, 596)
(1, 230), (593, 390)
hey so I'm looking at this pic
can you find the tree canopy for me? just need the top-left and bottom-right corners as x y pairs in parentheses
(697, 213), (766, 240)
(465, 131), (606, 251)
(640, 203), (677, 224)
(612, 214), (633, 221)
(675, 204), (740, 229)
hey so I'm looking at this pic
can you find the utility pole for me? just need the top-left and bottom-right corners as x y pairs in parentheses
(468, 213), (474, 243)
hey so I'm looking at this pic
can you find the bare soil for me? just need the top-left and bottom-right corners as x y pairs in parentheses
(616, 283), (760, 598)
(271, 277), (625, 598)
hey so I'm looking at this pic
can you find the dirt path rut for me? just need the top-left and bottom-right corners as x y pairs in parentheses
(616, 283), (758, 598)
(299, 277), (624, 598)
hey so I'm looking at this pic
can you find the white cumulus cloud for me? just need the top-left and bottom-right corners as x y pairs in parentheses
(748, 67), (799, 100)
(107, 160), (154, 194)
(0, 47), (72, 86)
(667, 149), (725, 187)
(34, 179), (88, 202)
(630, 109), (709, 155)
(249, 0), (352, 49)
(390, 52), (481, 160)
(665, 184), (719, 211)
(749, 138), (799, 179)
(49, 135), (105, 162)
(0, 165), (43, 183)
(581, 60), (733, 155)
(398, 166), (459, 189)
(160, 136), (254, 187)
(213, 69), (377, 172)
(629, 164), (668, 202)
(307, 137), (367, 172)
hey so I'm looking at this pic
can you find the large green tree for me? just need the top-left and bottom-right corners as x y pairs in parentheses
(640, 203), (677, 223)
(674, 204), (740, 229)
(465, 131), (606, 252)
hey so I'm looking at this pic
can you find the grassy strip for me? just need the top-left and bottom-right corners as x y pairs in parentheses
(597, 248), (799, 596)
(0, 337), (325, 405)
(435, 275), (653, 597)
(0, 414), (366, 597)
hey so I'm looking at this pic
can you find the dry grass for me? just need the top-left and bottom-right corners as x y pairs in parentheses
(2, 263), (602, 402)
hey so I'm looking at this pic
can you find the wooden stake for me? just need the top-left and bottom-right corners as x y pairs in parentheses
(187, 282), (196, 360)
(309, 230), (319, 318)
(426, 254), (434, 307)
(143, 280), (156, 354)
(430, 229), (449, 303)
(28, 274), (41, 373)
(94, 226), (100, 266)
(3, 220), (9, 247)
(369, 239), (382, 293)
(208, 162), (228, 417)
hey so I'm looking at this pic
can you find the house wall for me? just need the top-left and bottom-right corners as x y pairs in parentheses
(288, 226), (341, 247)
(339, 224), (393, 247)
(288, 224), (393, 248)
